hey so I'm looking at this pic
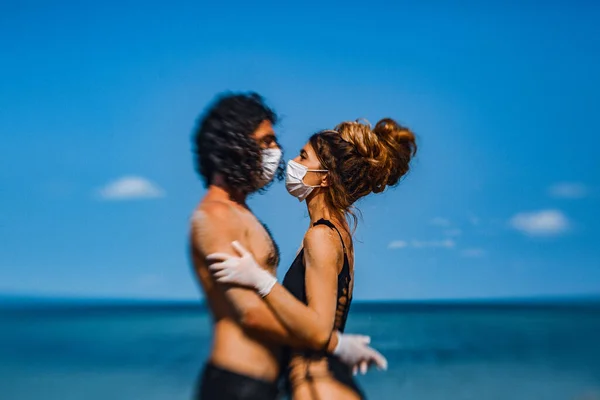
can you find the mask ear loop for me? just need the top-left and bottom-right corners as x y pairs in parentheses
(304, 170), (329, 188)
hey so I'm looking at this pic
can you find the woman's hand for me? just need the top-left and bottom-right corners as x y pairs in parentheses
(334, 332), (388, 374)
(206, 241), (277, 297)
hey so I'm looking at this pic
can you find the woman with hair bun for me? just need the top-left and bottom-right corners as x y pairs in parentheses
(208, 118), (417, 399)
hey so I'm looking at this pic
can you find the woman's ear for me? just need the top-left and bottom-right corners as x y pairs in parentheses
(320, 172), (330, 187)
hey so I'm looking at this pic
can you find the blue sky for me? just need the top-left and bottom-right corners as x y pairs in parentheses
(1, 1), (599, 300)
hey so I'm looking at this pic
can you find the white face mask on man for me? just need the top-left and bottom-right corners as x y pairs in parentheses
(258, 148), (282, 188)
(285, 160), (328, 202)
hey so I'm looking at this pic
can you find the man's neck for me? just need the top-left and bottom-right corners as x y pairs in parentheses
(207, 175), (247, 205)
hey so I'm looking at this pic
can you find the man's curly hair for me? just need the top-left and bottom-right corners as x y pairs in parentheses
(193, 92), (279, 194)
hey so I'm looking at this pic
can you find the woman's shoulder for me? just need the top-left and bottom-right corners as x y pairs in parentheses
(303, 223), (345, 261)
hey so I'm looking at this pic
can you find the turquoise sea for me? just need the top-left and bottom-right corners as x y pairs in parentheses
(1, 299), (599, 400)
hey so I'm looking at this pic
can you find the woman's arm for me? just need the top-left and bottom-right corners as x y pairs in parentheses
(208, 226), (387, 370)
(209, 224), (343, 348)
(192, 203), (319, 349)
(264, 225), (342, 348)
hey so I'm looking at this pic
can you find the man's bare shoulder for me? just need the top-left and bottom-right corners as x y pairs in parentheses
(190, 200), (245, 255)
(192, 200), (237, 225)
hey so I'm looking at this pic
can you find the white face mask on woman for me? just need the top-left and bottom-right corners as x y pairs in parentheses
(285, 159), (328, 202)
(258, 148), (282, 188)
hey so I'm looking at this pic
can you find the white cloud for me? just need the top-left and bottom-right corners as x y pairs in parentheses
(461, 248), (486, 258)
(444, 229), (462, 237)
(97, 176), (164, 200)
(548, 182), (589, 199)
(468, 213), (480, 226)
(388, 240), (408, 249)
(388, 239), (455, 249)
(430, 217), (451, 227)
(412, 239), (456, 248)
(509, 209), (570, 237)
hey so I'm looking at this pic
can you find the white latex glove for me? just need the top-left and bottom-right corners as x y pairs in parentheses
(206, 241), (277, 297)
(333, 332), (388, 374)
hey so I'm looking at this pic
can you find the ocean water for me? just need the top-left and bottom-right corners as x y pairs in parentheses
(1, 301), (599, 400)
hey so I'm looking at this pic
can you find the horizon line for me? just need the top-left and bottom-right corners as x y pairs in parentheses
(2, 292), (599, 305)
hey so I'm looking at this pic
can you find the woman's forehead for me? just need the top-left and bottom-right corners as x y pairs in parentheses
(302, 142), (316, 157)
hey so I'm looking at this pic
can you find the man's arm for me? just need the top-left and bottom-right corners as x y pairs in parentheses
(191, 202), (327, 349)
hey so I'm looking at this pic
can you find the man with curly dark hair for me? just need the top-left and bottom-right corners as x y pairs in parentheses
(189, 92), (380, 400)
(192, 92), (283, 194)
